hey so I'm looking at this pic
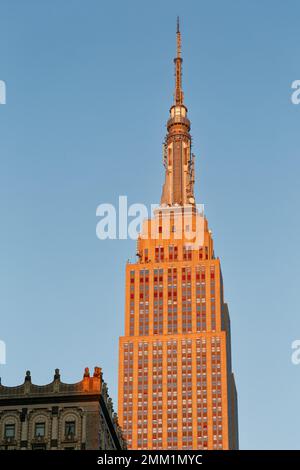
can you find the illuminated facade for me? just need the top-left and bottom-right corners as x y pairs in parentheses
(118, 19), (238, 450)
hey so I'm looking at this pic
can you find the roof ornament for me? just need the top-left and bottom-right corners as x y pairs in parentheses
(25, 370), (31, 382)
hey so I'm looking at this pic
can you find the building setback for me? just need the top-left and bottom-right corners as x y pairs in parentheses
(118, 19), (238, 450)
(0, 367), (126, 450)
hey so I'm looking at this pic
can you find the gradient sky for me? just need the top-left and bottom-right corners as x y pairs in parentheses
(0, 0), (300, 449)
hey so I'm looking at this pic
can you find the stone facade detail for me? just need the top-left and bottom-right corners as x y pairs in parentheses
(0, 367), (126, 450)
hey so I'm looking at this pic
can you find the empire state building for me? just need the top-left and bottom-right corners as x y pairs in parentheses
(118, 19), (239, 450)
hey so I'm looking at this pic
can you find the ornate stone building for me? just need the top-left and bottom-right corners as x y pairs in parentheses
(0, 367), (126, 450)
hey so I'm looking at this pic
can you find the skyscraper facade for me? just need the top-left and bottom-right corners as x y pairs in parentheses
(118, 20), (238, 450)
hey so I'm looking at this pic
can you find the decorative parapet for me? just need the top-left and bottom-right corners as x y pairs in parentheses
(0, 367), (103, 398)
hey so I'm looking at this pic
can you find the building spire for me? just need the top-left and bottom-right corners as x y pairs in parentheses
(160, 18), (194, 207)
(176, 16), (181, 56)
(175, 16), (183, 105)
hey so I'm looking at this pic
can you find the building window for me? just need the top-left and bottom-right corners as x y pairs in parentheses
(65, 421), (76, 437)
(155, 246), (164, 262)
(4, 424), (15, 439)
(183, 245), (192, 260)
(35, 422), (45, 438)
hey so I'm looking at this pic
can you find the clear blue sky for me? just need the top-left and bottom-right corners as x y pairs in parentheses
(0, 0), (300, 449)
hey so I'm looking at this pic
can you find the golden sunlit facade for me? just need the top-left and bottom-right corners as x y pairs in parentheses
(118, 19), (238, 450)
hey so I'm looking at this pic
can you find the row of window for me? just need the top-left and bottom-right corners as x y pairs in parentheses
(142, 246), (210, 263)
(3, 420), (76, 440)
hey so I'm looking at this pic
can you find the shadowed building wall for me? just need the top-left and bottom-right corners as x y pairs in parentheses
(0, 367), (126, 450)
